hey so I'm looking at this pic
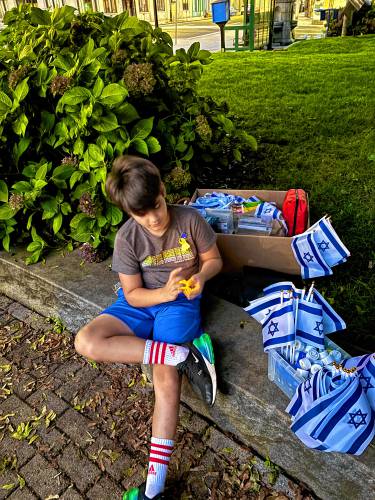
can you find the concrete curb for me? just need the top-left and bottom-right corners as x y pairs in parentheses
(1, 248), (374, 499)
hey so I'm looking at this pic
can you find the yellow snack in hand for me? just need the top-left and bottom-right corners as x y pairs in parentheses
(178, 278), (198, 297)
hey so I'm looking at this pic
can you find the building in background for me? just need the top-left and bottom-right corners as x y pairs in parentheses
(0, 0), (214, 23)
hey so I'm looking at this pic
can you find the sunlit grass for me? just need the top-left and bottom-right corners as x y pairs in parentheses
(199, 36), (375, 349)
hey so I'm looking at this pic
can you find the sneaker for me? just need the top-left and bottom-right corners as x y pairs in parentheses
(122, 482), (165, 500)
(177, 333), (217, 406)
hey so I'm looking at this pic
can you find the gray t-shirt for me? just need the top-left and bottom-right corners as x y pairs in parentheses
(112, 205), (217, 289)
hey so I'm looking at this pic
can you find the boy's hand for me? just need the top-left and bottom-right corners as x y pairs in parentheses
(181, 273), (205, 300)
(161, 267), (184, 302)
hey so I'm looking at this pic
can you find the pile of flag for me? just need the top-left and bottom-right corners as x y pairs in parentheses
(291, 216), (350, 279)
(286, 358), (375, 455)
(244, 281), (346, 356)
(189, 192), (287, 231)
(245, 281), (375, 455)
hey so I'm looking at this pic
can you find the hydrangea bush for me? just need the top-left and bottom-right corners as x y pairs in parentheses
(0, 5), (256, 263)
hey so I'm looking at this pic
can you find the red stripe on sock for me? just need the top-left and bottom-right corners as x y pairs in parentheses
(151, 443), (174, 451)
(160, 342), (167, 364)
(150, 449), (172, 458)
(149, 457), (170, 466)
(154, 342), (160, 364)
(149, 341), (155, 365)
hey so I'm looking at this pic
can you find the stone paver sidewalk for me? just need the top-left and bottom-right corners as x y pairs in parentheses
(0, 294), (312, 499)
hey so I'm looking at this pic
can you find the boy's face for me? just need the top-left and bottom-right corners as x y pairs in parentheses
(130, 193), (169, 235)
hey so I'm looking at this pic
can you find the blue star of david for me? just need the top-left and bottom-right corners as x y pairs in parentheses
(304, 378), (312, 393)
(264, 207), (273, 214)
(348, 409), (367, 429)
(268, 321), (279, 337)
(317, 240), (330, 252)
(303, 252), (314, 263)
(313, 320), (324, 336)
(359, 373), (374, 393)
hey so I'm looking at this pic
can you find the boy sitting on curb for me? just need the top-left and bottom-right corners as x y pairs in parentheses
(75, 155), (222, 499)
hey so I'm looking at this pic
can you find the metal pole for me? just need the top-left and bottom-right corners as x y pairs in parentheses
(153, 0), (159, 28)
(267, 0), (276, 50)
(219, 22), (226, 51)
(175, 0), (178, 45)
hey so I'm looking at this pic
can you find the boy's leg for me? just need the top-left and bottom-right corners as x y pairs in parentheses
(75, 314), (190, 366)
(145, 365), (181, 499)
(74, 314), (147, 364)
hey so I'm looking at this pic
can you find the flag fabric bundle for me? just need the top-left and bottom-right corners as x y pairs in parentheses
(261, 298), (295, 352)
(291, 216), (350, 279)
(286, 367), (375, 455)
(249, 196), (288, 232)
(245, 281), (346, 354)
(342, 354), (375, 411)
(263, 281), (346, 334)
(296, 299), (325, 350)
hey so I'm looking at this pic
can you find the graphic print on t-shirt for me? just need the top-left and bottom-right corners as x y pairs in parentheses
(141, 233), (194, 268)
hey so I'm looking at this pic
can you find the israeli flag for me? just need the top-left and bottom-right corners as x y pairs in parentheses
(313, 289), (346, 334)
(292, 232), (333, 279)
(311, 217), (350, 268)
(296, 299), (325, 349)
(261, 298), (295, 352)
(244, 290), (290, 323)
(343, 354), (375, 411)
(288, 369), (375, 455)
(263, 281), (302, 299)
(248, 196), (287, 231)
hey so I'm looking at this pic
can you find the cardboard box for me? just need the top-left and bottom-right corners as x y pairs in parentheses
(191, 189), (309, 275)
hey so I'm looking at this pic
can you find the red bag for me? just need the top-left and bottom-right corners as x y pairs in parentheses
(282, 189), (309, 236)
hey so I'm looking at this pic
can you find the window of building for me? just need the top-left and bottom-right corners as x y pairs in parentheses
(104, 0), (117, 12)
(182, 1), (189, 11)
(139, 0), (149, 12)
(156, 0), (165, 10)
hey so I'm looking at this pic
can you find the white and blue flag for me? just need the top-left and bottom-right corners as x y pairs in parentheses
(291, 232), (333, 279)
(261, 298), (295, 352)
(311, 217), (350, 268)
(244, 290), (290, 323)
(312, 289), (346, 334)
(263, 282), (346, 335)
(342, 354), (375, 411)
(287, 368), (375, 455)
(249, 196), (287, 231)
(296, 299), (325, 349)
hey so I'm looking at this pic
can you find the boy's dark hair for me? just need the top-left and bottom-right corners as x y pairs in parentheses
(106, 155), (162, 214)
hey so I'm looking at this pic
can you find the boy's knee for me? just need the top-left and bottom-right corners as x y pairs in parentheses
(153, 366), (181, 398)
(74, 326), (97, 360)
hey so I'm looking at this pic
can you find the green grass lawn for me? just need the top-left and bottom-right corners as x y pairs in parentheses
(199, 35), (375, 351)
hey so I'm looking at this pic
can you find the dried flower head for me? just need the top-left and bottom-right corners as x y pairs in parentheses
(50, 76), (73, 97)
(8, 193), (24, 211)
(79, 242), (108, 263)
(112, 49), (127, 65)
(61, 155), (79, 167)
(8, 66), (29, 90)
(164, 166), (192, 190)
(195, 115), (212, 142)
(123, 63), (156, 96)
(79, 192), (96, 218)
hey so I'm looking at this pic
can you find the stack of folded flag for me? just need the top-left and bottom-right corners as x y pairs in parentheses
(291, 215), (350, 279)
(244, 280), (375, 455)
(189, 192), (287, 235)
(286, 358), (375, 455)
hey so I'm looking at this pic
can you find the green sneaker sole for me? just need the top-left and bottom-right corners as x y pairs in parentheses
(123, 488), (139, 500)
(193, 333), (215, 365)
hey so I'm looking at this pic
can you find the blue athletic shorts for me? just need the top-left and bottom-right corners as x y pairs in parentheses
(100, 288), (202, 344)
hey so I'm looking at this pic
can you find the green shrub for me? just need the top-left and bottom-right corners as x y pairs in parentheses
(0, 5), (256, 263)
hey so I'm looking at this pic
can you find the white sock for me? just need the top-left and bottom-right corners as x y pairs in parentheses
(145, 437), (174, 498)
(143, 340), (189, 366)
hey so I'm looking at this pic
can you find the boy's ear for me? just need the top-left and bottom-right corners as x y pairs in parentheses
(160, 182), (166, 197)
